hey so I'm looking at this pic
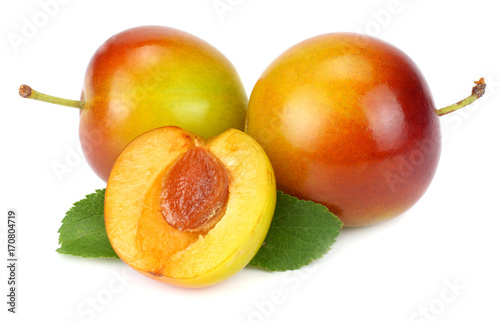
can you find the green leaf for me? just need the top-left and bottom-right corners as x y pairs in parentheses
(57, 189), (119, 258)
(249, 191), (343, 271)
(56, 190), (343, 271)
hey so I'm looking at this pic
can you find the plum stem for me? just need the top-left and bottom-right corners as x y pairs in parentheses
(436, 78), (486, 116)
(18, 85), (83, 109)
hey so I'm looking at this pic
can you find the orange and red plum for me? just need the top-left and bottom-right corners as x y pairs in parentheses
(246, 33), (441, 227)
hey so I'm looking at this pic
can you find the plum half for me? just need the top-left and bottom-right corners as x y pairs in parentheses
(104, 127), (276, 287)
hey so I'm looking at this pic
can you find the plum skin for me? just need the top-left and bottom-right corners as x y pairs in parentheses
(79, 26), (248, 181)
(246, 33), (441, 227)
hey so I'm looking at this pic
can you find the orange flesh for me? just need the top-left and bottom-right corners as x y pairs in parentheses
(105, 127), (277, 287)
(160, 147), (230, 232)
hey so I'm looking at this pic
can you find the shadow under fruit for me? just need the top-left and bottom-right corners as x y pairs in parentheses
(246, 33), (485, 227)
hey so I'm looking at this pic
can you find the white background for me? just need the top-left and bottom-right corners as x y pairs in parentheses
(1, 1), (500, 320)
